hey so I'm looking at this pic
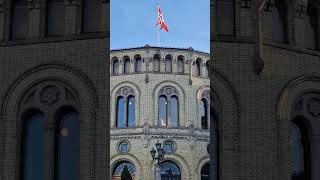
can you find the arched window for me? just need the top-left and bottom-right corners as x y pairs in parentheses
(158, 86), (179, 127)
(291, 118), (310, 180)
(115, 87), (135, 128)
(82, 0), (101, 33)
(112, 161), (136, 179)
(304, 4), (318, 50)
(153, 54), (161, 72)
(272, 0), (287, 43)
(22, 111), (45, 180)
(165, 55), (172, 72)
(20, 82), (80, 180)
(177, 56), (184, 73)
(135, 55), (142, 73)
(201, 163), (210, 180)
(163, 141), (175, 153)
(123, 57), (130, 74)
(160, 161), (181, 179)
(193, 59), (201, 76)
(203, 61), (209, 78)
(112, 58), (120, 75)
(216, 0), (235, 36)
(200, 90), (210, 129)
(11, 0), (28, 40)
(57, 110), (80, 179)
(46, 0), (65, 36)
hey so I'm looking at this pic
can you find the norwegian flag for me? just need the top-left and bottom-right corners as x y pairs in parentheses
(157, 4), (169, 32)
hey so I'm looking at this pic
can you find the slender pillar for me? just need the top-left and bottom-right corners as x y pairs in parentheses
(44, 113), (56, 180)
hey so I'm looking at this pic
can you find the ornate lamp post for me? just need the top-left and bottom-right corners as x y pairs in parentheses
(150, 141), (165, 180)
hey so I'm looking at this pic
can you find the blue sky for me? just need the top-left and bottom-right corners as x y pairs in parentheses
(110, 0), (210, 53)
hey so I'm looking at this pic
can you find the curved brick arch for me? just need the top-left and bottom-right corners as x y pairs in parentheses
(0, 63), (98, 179)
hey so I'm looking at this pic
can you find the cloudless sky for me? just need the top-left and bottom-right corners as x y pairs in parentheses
(110, 0), (210, 53)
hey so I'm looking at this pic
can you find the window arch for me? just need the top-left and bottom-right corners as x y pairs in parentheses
(216, 0), (235, 36)
(165, 55), (172, 72)
(291, 117), (310, 180)
(123, 56), (131, 74)
(134, 55), (142, 73)
(19, 81), (80, 180)
(11, 0), (28, 40)
(177, 55), (184, 73)
(115, 87), (135, 128)
(112, 58), (120, 75)
(200, 90), (210, 129)
(158, 86), (179, 127)
(193, 58), (201, 76)
(153, 54), (161, 72)
(82, 0), (101, 33)
(304, 3), (318, 50)
(112, 161), (136, 179)
(160, 161), (181, 179)
(46, 0), (65, 36)
(272, 0), (287, 43)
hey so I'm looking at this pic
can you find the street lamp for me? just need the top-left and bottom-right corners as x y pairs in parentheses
(150, 141), (165, 180)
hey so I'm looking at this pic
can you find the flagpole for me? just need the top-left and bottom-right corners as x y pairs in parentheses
(157, 3), (160, 47)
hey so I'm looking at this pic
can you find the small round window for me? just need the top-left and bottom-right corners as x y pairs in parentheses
(163, 141), (175, 153)
(118, 141), (129, 153)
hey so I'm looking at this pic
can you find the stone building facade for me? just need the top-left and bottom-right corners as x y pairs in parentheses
(0, 0), (319, 180)
(110, 47), (211, 180)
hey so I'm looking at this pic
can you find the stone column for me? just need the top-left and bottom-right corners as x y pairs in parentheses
(44, 112), (56, 180)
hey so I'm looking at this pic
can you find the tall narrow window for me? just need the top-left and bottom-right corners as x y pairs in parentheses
(201, 163), (210, 180)
(170, 96), (178, 127)
(23, 112), (45, 180)
(203, 61), (209, 78)
(115, 87), (135, 128)
(165, 55), (172, 72)
(216, 0), (235, 36)
(123, 57), (130, 74)
(291, 119), (310, 180)
(116, 97), (125, 128)
(304, 4), (318, 50)
(135, 55), (142, 73)
(57, 111), (80, 180)
(46, 0), (65, 36)
(194, 59), (201, 76)
(113, 59), (120, 75)
(177, 56), (184, 73)
(272, 0), (287, 43)
(200, 90), (210, 129)
(11, 0), (28, 40)
(158, 86), (179, 127)
(127, 96), (135, 127)
(82, 0), (101, 33)
(159, 96), (168, 126)
(153, 54), (161, 72)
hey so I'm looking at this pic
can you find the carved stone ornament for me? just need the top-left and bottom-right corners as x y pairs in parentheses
(159, 86), (179, 97)
(116, 87), (135, 98)
(307, 98), (320, 117)
(40, 86), (60, 105)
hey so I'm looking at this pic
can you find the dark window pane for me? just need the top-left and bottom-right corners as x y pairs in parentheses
(200, 99), (208, 129)
(159, 96), (167, 126)
(112, 161), (136, 177)
(135, 57), (142, 72)
(124, 58), (130, 74)
(165, 57), (172, 72)
(82, 0), (101, 33)
(118, 142), (129, 153)
(116, 97), (125, 128)
(153, 56), (160, 72)
(47, 0), (65, 36)
(160, 161), (181, 178)
(201, 163), (210, 180)
(194, 60), (201, 76)
(216, 0), (234, 36)
(57, 111), (80, 180)
(170, 96), (178, 127)
(163, 141), (174, 153)
(23, 113), (45, 180)
(177, 57), (184, 73)
(113, 60), (120, 74)
(127, 96), (135, 127)
(11, 0), (28, 40)
(291, 123), (305, 177)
